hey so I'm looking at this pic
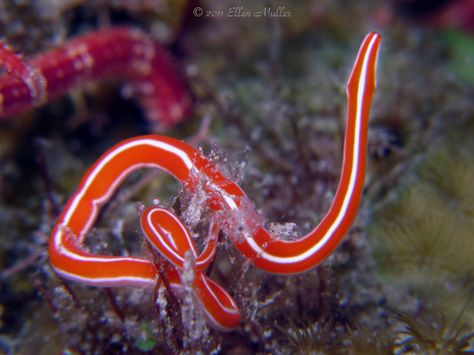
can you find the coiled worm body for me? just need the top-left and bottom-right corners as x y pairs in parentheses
(49, 32), (381, 330)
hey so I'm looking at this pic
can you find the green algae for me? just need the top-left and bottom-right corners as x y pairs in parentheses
(445, 29), (474, 85)
(369, 116), (474, 328)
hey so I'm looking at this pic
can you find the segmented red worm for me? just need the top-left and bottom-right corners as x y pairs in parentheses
(0, 27), (191, 128)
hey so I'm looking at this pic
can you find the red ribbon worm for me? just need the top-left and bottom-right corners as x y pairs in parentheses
(49, 32), (381, 330)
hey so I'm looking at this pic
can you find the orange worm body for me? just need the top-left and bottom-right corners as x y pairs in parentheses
(49, 32), (381, 330)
